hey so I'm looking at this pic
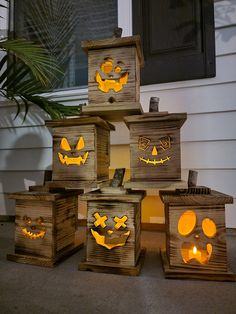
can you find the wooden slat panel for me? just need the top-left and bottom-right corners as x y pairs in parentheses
(168, 205), (227, 272)
(15, 199), (53, 258)
(96, 127), (110, 181)
(86, 201), (139, 266)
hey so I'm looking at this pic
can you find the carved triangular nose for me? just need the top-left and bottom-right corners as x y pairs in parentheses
(152, 146), (158, 156)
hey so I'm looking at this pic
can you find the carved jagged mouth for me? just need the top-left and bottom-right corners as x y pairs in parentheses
(21, 227), (46, 240)
(91, 229), (131, 250)
(58, 152), (89, 166)
(139, 156), (171, 165)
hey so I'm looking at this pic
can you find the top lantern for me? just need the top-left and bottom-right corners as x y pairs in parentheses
(81, 33), (144, 121)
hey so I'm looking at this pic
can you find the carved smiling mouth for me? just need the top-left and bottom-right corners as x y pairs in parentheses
(21, 227), (46, 240)
(58, 152), (89, 166)
(91, 229), (131, 250)
(139, 156), (171, 165)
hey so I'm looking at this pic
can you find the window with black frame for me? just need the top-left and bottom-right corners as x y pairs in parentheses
(14, 0), (118, 89)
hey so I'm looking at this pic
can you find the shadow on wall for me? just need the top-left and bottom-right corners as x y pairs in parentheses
(0, 133), (51, 216)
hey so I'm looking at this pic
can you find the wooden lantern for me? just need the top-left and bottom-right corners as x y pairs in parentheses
(124, 112), (187, 188)
(81, 35), (144, 121)
(45, 117), (115, 189)
(79, 189), (146, 276)
(7, 190), (83, 267)
(159, 188), (235, 281)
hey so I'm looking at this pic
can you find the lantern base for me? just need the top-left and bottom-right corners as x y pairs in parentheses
(124, 179), (186, 190)
(79, 248), (146, 276)
(160, 249), (236, 282)
(81, 102), (143, 122)
(46, 179), (110, 190)
(7, 241), (84, 268)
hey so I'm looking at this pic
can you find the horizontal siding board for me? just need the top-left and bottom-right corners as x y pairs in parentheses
(214, 0), (236, 29)
(0, 126), (52, 149)
(0, 148), (52, 171)
(182, 111), (236, 142)
(181, 141), (236, 169)
(216, 26), (236, 56)
(140, 82), (236, 115)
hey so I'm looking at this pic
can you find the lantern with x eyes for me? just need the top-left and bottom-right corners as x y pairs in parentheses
(160, 188), (235, 280)
(91, 212), (130, 250)
(20, 215), (45, 240)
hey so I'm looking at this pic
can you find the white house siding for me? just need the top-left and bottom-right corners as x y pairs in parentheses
(0, 0), (236, 227)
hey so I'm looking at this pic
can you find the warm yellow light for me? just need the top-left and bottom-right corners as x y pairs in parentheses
(151, 146), (158, 156)
(94, 212), (108, 228)
(193, 246), (197, 254)
(202, 218), (217, 238)
(178, 210), (197, 236)
(114, 215), (128, 229)
(75, 137), (85, 150)
(58, 151), (88, 166)
(60, 137), (71, 151)
(91, 229), (130, 250)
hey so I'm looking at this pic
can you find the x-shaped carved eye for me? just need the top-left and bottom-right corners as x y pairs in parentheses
(114, 216), (128, 230)
(93, 213), (107, 228)
(138, 136), (150, 151)
(159, 136), (171, 150)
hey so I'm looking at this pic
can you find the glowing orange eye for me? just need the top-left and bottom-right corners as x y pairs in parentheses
(114, 66), (121, 73)
(178, 210), (196, 236)
(76, 137), (85, 150)
(94, 212), (107, 228)
(202, 218), (216, 238)
(23, 216), (32, 224)
(60, 137), (71, 151)
(114, 216), (128, 229)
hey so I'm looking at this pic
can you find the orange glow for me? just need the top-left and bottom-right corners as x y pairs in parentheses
(181, 243), (213, 264)
(21, 227), (46, 240)
(151, 146), (158, 156)
(193, 246), (197, 254)
(178, 210), (197, 236)
(202, 218), (217, 238)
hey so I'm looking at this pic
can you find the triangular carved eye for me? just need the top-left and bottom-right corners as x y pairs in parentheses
(76, 137), (85, 150)
(60, 137), (71, 151)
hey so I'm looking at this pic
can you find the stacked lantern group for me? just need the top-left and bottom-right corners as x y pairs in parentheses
(7, 31), (235, 280)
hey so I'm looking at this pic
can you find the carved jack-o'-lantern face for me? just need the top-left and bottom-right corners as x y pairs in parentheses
(95, 57), (129, 93)
(178, 210), (217, 264)
(20, 215), (46, 240)
(91, 212), (130, 250)
(138, 136), (172, 165)
(58, 137), (89, 166)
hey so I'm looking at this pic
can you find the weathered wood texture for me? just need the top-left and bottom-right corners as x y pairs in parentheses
(79, 248), (146, 276)
(46, 117), (115, 184)
(82, 102), (143, 122)
(8, 190), (82, 265)
(160, 249), (236, 281)
(124, 112), (187, 181)
(81, 35), (144, 119)
(87, 47), (140, 104)
(84, 190), (145, 268)
(160, 189), (234, 273)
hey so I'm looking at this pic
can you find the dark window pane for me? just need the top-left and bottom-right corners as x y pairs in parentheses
(14, 0), (118, 89)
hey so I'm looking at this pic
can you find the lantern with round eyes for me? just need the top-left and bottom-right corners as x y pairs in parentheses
(20, 215), (46, 240)
(138, 136), (172, 166)
(178, 210), (217, 264)
(91, 212), (130, 250)
(95, 57), (129, 93)
(58, 136), (89, 166)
